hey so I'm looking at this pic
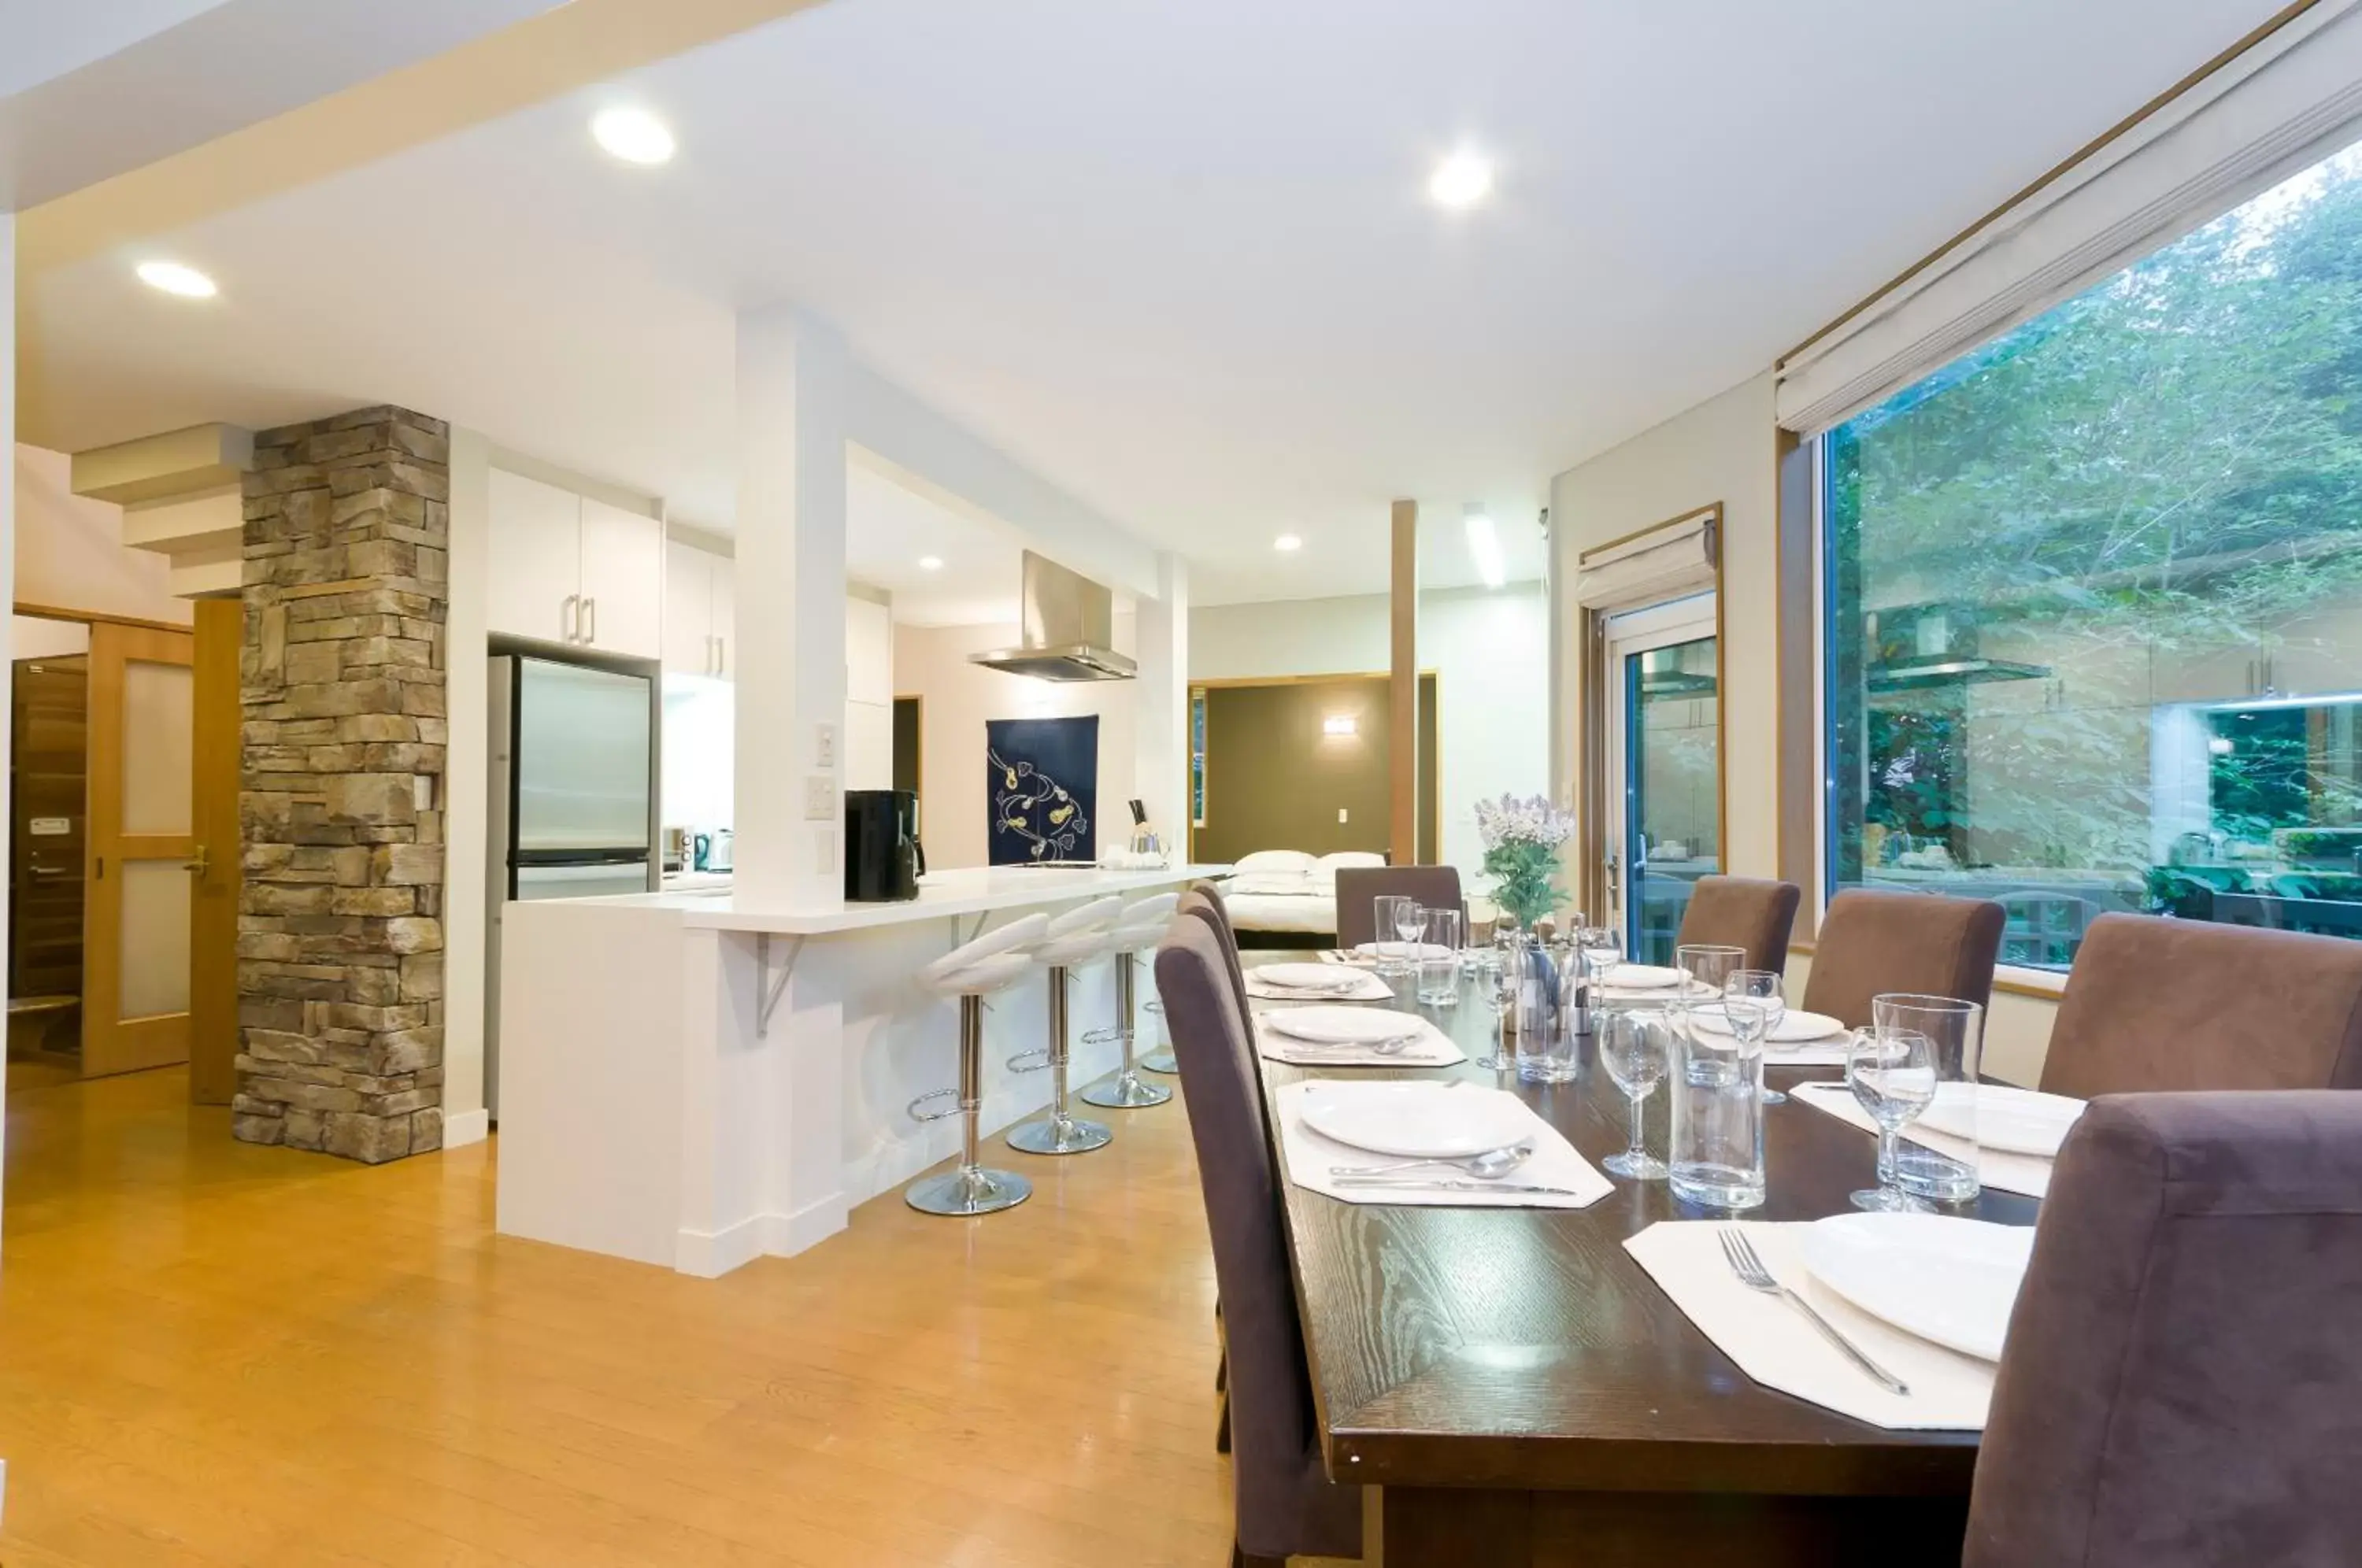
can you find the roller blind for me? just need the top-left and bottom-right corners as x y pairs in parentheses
(1777, 0), (2362, 435)
(1574, 508), (1717, 612)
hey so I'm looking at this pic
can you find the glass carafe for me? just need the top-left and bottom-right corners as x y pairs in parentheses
(1668, 998), (1767, 1210)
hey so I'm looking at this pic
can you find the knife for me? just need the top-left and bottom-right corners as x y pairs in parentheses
(1331, 1176), (1586, 1196)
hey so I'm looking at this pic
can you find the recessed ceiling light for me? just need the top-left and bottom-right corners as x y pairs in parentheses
(918, 555), (944, 571)
(1428, 150), (1494, 210)
(136, 260), (217, 298)
(592, 106), (676, 166)
(1464, 504), (1506, 590)
(1273, 534), (1303, 553)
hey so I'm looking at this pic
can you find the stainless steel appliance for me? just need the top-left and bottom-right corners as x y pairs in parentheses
(968, 552), (1136, 682)
(485, 651), (657, 1116)
(844, 789), (924, 901)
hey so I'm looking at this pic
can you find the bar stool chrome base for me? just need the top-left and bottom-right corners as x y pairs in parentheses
(1138, 996), (1178, 1074)
(1081, 1069), (1172, 1108)
(1006, 1111), (1113, 1155)
(906, 1163), (1033, 1216)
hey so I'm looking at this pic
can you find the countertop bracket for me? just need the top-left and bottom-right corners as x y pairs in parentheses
(754, 933), (805, 1038)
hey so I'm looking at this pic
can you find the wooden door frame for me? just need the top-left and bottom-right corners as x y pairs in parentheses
(1184, 670), (1443, 864)
(189, 600), (243, 1104)
(82, 619), (198, 1078)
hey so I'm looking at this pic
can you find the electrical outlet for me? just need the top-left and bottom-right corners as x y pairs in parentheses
(805, 775), (838, 821)
(1338, 808), (1349, 824)
(815, 723), (839, 770)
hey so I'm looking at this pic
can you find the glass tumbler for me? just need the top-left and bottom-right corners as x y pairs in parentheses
(1418, 908), (1463, 1006)
(1668, 996), (1767, 1210)
(1872, 993), (1984, 1204)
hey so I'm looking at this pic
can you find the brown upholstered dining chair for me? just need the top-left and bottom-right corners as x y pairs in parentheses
(1157, 914), (1362, 1568)
(1333, 864), (1466, 948)
(1186, 880), (1250, 1012)
(1966, 1091), (2362, 1567)
(2038, 912), (2362, 1098)
(1675, 876), (1802, 974)
(1799, 888), (2005, 1028)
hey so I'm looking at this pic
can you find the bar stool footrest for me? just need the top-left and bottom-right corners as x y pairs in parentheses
(906, 1088), (960, 1122)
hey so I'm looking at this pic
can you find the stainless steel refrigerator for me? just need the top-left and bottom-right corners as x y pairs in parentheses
(484, 652), (657, 1117)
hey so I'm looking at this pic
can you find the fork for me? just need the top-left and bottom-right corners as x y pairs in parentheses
(1717, 1228), (1912, 1396)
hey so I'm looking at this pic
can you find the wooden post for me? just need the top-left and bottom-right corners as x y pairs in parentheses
(1390, 499), (1419, 865)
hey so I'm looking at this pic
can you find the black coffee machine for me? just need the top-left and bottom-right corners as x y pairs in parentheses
(844, 789), (924, 901)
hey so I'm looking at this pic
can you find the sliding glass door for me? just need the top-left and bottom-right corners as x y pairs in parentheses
(1604, 594), (1720, 964)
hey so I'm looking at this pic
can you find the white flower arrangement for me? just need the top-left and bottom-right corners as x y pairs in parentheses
(1475, 793), (1577, 852)
(1475, 793), (1577, 929)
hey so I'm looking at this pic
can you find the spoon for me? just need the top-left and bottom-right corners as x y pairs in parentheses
(1330, 1140), (1536, 1180)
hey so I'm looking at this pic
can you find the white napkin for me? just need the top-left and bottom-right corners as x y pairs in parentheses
(1275, 1080), (1609, 1207)
(1623, 1221), (1996, 1430)
(1243, 969), (1395, 1002)
(1254, 1013), (1465, 1067)
(1789, 1082), (2054, 1198)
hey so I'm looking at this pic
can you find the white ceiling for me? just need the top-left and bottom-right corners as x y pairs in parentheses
(845, 460), (1025, 627)
(16, 0), (2282, 607)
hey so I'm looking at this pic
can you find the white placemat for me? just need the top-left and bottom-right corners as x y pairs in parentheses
(1623, 1221), (1997, 1430)
(1276, 1080), (1609, 1207)
(1243, 969), (1395, 1002)
(1789, 1082), (2056, 1198)
(1254, 1013), (1465, 1067)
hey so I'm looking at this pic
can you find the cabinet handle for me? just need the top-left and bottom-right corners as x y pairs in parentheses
(705, 633), (716, 676)
(584, 597), (598, 645)
(716, 635), (725, 677)
(561, 594), (580, 643)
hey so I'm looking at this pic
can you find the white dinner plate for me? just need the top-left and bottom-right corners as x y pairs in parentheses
(1688, 1007), (1846, 1045)
(1800, 1213), (2036, 1363)
(1262, 1007), (1422, 1045)
(1605, 963), (1683, 989)
(1916, 1083), (2087, 1157)
(1253, 963), (1366, 993)
(1351, 941), (1454, 960)
(1297, 1082), (1534, 1159)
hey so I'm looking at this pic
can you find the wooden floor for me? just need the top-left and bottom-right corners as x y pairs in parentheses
(0, 1064), (1329, 1566)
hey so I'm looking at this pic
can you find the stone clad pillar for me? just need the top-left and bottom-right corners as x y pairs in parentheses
(234, 407), (450, 1163)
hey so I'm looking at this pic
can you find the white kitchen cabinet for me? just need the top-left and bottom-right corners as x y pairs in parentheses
(487, 468), (664, 658)
(663, 542), (739, 679)
(709, 557), (735, 679)
(487, 469), (584, 646)
(843, 699), (894, 790)
(578, 497), (664, 659)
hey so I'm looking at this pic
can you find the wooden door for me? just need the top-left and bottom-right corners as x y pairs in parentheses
(188, 600), (243, 1104)
(10, 652), (89, 1008)
(577, 497), (664, 657)
(83, 621), (197, 1078)
(487, 468), (583, 645)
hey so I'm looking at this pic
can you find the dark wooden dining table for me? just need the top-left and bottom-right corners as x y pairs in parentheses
(1248, 964), (2038, 1568)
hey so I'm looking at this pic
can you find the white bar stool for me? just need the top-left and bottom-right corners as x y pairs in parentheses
(1083, 893), (1179, 1108)
(1006, 897), (1125, 1156)
(906, 912), (1051, 1216)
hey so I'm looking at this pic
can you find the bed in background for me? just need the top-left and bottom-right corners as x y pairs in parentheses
(1220, 849), (1387, 949)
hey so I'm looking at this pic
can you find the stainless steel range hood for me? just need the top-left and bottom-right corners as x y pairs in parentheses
(969, 551), (1136, 682)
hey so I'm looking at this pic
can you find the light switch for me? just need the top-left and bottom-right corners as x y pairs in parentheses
(815, 723), (839, 770)
(805, 775), (838, 821)
(1338, 808), (1349, 824)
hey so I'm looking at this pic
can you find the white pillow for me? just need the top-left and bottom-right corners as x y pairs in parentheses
(1234, 849), (1319, 874)
(1316, 851), (1387, 871)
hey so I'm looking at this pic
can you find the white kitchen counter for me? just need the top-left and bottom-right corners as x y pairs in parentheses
(494, 862), (1224, 1277)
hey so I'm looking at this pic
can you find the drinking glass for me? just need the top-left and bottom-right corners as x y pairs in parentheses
(1578, 925), (1623, 998)
(1599, 1011), (1672, 1179)
(1675, 943), (1746, 1005)
(1392, 900), (1430, 981)
(1418, 908), (1462, 1006)
(1846, 1027), (1939, 1213)
(1513, 940), (1577, 1085)
(1722, 969), (1789, 1104)
(1668, 949), (1766, 1209)
(1872, 993), (1985, 1204)
(1483, 945), (1522, 1071)
(1371, 894), (1412, 974)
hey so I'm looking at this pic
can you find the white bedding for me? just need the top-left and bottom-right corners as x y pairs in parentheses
(1224, 890), (1338, 935)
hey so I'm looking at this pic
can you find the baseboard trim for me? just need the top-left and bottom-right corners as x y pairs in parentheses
(675, 1193), (850, 1278)
(442, 1109), (491, 1149)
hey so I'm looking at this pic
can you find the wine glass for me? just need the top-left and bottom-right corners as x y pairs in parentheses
(1577, 924), (1623, 1000)
(1846, 1027), (1939, 1213)
(1723, 969), (1789, 1104)
(1598, 1011), (1671, 1179)
(1371, 895), (1409, 974)
(1392, 899), (1430, 964)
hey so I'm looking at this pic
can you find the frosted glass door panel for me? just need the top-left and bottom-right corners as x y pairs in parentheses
(118, 858), (194, 1019)
(515, 658), (652, 852)
(123, 659), (194, 834)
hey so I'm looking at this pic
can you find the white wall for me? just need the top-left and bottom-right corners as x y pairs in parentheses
(13, 443), (192, 625)
(441, 428), (493, 1148)
(891, 617), (1138, 870)
(1549, 373), (2060, 1079)
(1190, 584), (1550, 881)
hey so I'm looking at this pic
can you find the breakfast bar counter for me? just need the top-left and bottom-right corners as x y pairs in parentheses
(494, 864), (1223, 1276)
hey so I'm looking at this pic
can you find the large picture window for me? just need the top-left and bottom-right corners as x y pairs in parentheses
(1825, 138), (2362, 971)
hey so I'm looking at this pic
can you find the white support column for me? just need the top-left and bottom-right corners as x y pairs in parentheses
(734, 306), (850, 905)
(1132, 551), (1190, 852)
